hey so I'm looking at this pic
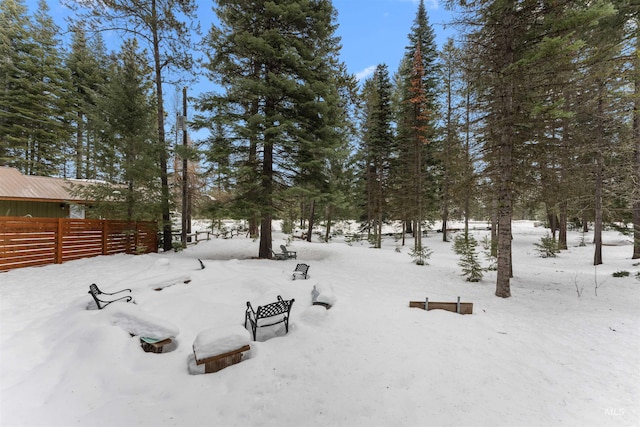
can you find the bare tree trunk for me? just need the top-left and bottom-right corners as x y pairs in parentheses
(151, 0), (172, 252)
(464, 90), (471, 238)
(491, 196), (498, 258)
(324, 205), (332, 243)
(593, 84), (604, 266)
(306, 199), (315, 243)
(258, 95), (274, 258)
(594, 149), (604, 265)
(495, 1), (515, 298)
(559, 200), (568, 250)
(633, 34), (640, 259)
(259, 139), (273, 258)
(496, 137), (513, 298)
(248, 99), (260, 239)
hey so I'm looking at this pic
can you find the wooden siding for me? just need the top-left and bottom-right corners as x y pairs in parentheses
(0, 217), (158, 271)
(0, 200), (69, 218)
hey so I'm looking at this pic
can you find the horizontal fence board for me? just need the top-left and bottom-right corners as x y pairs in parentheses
(0, 217), (158, 271)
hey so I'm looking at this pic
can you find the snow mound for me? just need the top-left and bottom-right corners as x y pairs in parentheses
(108, 303), (179, 339)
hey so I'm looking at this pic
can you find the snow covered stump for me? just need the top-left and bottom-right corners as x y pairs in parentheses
(190, 326), (251, 375)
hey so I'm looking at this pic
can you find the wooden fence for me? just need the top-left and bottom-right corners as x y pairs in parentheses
(0, 217), (158, 271)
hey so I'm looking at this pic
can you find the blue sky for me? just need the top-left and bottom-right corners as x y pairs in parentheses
(332, 0), (454, 80)
(27, 0), (454, 82)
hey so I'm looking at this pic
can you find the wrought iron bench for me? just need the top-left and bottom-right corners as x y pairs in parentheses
(244, 295), (295, 341)
(88, 283), (133, 309)
(292, 263), (309, 280)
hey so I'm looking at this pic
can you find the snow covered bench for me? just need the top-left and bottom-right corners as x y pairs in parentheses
(292, 263), (309, 280)
(244, 295), (295, 341)
(109, 304), (180, 353)
(88, 283), (133, 309)
(311, 283), (336, 309)
(191, 326), (251, 374)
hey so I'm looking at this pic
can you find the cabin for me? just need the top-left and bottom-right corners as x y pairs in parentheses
(0, 167), (94, 219)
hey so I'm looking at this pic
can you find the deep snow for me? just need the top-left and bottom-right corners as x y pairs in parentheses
(1, 221), (639, 427)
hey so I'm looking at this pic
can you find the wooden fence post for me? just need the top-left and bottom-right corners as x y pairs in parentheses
(102, 220), (108, 255)
(133, 221), (140, 254)
(56, 218), (64, 264)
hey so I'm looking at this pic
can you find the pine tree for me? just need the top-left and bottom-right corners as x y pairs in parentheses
(72, 0), (199, 250)
(76, 40), (160, 221)
(393, 0), (440, 247)
(453, 0), (618, 296)
(0, 0), (31, 167)
(66, 24), (108, 179)
(199, 0), (348, 258)
(29, 0), (72, 175)
(360, 64), (394, 248)
(0, 0), (71, 175)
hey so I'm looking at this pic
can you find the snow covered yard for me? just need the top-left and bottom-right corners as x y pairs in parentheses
(1, 221), (638, 427)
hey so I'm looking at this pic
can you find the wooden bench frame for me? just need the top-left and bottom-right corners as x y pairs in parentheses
(244, 295), (295, 340)
(193, 344), (250, 373)
(88, 283), (133, 309)
(140, 337), (173, 353)
(409, 297), (473, 315)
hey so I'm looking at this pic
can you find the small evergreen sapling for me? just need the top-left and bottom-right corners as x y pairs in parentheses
(409, 244), (433, 266)
(535, 233), (559, 258)
(454, 234), (483, 282)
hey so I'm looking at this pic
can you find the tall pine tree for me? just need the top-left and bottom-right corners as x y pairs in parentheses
(199, 0), (348, 258)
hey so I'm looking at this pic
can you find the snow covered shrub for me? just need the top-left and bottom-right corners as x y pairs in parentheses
(535, 234), (559, 258)
(344, 233), (360, 246)
(578, 231), (587, 247)
(454, 234), (483, 282)
(612, 271), (630, 278)
(281, 219), (294, 234)
(409, 245), (432, 266)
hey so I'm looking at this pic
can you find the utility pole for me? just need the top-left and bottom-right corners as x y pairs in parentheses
(181, 86), (190, 247)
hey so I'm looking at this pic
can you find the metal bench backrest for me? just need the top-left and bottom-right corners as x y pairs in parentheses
(293, 263), (309, 279)
(245, 295), (295, 340)
(256, 296), (293, 321)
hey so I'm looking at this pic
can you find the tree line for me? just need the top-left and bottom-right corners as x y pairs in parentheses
(1, 0), (638, 297)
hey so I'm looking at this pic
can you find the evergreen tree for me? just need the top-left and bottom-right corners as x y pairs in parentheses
(0, 0), (71, 175)
(72, 0), (199, 250)
(199, 0), (348, 258)
(452, 0), (617, 296)
(76, 40), (160, 221)
(360, 64), (394, 248)
(393, 0), (440, 246)
(0, 0), (31, 167)
(66, 24), (108, 179)
(28, 0), (72, 175)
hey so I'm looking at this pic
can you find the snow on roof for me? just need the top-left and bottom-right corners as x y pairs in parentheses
(0, 166), (94, 203)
